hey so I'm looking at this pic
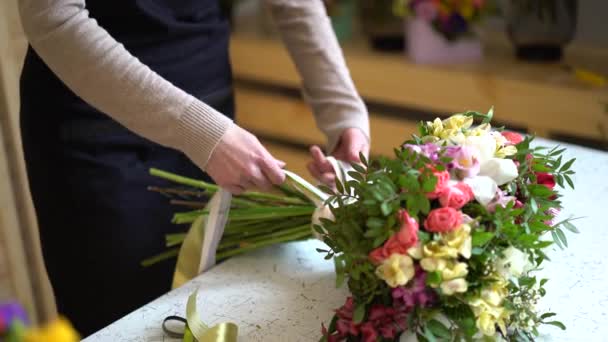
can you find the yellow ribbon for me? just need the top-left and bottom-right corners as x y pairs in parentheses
(184, 290), (238, 342)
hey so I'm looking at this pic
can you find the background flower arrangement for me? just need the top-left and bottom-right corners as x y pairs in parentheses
(315, 110), (578, 341)
(394, 0), (489, 40)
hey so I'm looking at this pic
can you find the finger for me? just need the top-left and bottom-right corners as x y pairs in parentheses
(307, 161), (323, 180)
(318, 172), (336, 187)
(276, 159), (287, 168)
(248, 166), (273, 191)
(309, 145), (334, 173)
(260, 157), (286, 185)
(225, 185), (245, 195)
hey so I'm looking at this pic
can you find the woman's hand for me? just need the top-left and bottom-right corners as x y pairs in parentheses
(206, 125), (286, 194)
(307, 128), (370, 187)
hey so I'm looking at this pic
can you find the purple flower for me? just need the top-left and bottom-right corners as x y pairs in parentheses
(441, 13), (469, 36)
(403, 143), (440, 162)
(392, 266), (436, 311)
(0, 302), (29, 327)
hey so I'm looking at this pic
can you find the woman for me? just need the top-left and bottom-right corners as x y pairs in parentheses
(18, 0), (369, 336)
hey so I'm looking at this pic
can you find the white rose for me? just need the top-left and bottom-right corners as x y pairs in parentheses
(494, 246), (532, 278)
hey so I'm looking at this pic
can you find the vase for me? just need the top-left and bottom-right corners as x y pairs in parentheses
(406, 18), (483, 64)
(359, 0), (405, 52)
(503, 0), (578, 62)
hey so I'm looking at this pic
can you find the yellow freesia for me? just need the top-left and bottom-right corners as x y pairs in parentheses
(496, 145), (518, 158)
(440, 278), (468, 295)
(23, 317), (80, 342)
(468, 279), (511, 336)
(423, 241), (459, 259)
(441, 224), (472, 259)
(441, 262), (468, 280)
(375, 253), (415, 288)
(443, 114), (474, 131)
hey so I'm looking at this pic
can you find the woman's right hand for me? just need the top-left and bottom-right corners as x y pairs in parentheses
(205, 125), (286, 194)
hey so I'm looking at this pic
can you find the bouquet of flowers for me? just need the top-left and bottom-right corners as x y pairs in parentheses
(315, 109), (578, 341)
(0, 302), (79, 342)
(394, 0), (489, 40)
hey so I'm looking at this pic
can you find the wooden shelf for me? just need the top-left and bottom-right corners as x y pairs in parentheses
(230, 32), (608, 143)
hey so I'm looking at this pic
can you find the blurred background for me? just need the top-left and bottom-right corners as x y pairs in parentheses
(1, 0), (607, 329)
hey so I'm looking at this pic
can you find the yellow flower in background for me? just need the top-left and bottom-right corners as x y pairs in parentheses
(443, 114), (474, 131)
(465, 123), (492, 137)
(460, 3), (474, 19)
(468, 279), (511, 336)
(375, 253), (416, 288)
(423, 241), (459, 259)
(441, 262), (468, 280)
(23, 317), (80, 342)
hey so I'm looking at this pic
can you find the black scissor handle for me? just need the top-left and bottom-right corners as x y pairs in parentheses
(162, 315), (188, 338)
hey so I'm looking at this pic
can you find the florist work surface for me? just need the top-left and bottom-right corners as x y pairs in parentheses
(86, 111), (606, 342)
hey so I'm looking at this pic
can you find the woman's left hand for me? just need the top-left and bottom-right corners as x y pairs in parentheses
(307, 128), (370, 187)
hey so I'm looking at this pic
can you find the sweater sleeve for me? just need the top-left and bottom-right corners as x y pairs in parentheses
(17, 0), (234, 170)
(264, 0), (370, 153)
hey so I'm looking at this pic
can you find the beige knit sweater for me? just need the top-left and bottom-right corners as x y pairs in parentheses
(18, 0), (369, 170)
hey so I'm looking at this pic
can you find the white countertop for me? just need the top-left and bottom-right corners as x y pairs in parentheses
(85, 140), (608, 342)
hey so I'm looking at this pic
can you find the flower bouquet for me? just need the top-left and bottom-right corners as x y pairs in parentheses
(0, 302), (79, 342)
(315, 109), (578, 341)
(393, 0), (489, 64)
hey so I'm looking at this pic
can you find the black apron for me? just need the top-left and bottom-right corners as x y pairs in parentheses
(19, 0), (233, 336)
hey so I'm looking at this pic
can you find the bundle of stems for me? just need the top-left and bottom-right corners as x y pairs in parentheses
(142, 168), (315, 266)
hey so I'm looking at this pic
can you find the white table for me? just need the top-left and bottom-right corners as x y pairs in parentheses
(86, 141), (608, 342)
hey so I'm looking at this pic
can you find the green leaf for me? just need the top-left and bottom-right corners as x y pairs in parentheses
(556, 228), (568, 247)
(472, 231), (494, 247)
(335, 179), (344, 193)
(563, 221), (580, 233)
(564, 174), (574, 189)
(422, 175), (438, 193)
(353, 303), (366, 324)
(422, 327), (438, 342)
(366, 217), (385, 229)
(381, 201), (393, 216)
(418, 230), (431, 243)
(551, 231), (564, 249)
(335, 272), (345, 288)
(544, 321), (566, 330)
(313, 225), (325, 235)
(352, 163), (367, 174)
(347, 171), (364, 183)
(359, 152), (368, 167)
(427, 319), (451, 339)
(426, 271), (442, 287)
(471, 247), (484, 255)
(373, 234), (388, 248)
(540, 313), (557, 320)
(519, 276), (536, 287)
(559, 158), (575, 172)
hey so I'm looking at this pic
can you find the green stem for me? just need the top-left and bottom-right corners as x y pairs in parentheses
(166, 233), (187, 247)
(141, 247), (180, 267)
(216, 229), (312, 260)
(218, 224), (311, 250)
(150, 168), (308, 205)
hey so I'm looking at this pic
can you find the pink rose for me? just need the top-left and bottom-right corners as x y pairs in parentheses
(501, 131), (524, 145)
(424, 207), (462, 233)
(426, 170), (450, 199)
(369, 210), (419, 263)
(439, 183), (474, 209)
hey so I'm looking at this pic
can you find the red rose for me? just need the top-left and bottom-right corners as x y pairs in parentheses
(439, 182), (474, 209)
(369, 210), (419, 263)
(426, 170), (450, 199)
(501, 131), (524, 145)
(536, 172), (556, 190)
(424, 207), (462, 233)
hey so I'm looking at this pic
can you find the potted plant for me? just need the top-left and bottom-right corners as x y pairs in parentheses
(503, 0), (578, 62)
(394, 0), (490, 64)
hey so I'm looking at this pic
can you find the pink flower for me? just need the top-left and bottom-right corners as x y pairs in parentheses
(426, 170), (451, 199)
(439, 182), (474, 209)
(369, 210), (419, 263)
(487, 190), (516, 212)
(424, 207), (462, 233)
(360, 322), (378, 342)
(446, 146), (480, 179)
(501, 131), (524, 145)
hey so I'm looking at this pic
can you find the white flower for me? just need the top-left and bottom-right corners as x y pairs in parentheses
(463, 176), (499, 206)
(479, 158), (519, 186)
(494, 246), (533, 278)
